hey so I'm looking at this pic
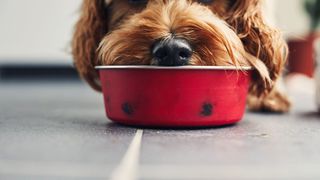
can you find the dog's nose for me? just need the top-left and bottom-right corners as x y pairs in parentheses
(151, 38), (192, 66)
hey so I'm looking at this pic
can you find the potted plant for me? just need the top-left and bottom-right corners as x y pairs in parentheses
(287, 0), (320, 77)
(305, 0), (320, 38)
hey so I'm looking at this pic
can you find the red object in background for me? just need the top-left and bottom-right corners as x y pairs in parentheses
(97, 66), (252, 127)
(288, 34), (319, 77)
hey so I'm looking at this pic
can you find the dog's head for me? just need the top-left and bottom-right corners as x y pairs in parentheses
(72, 0), (287, 96)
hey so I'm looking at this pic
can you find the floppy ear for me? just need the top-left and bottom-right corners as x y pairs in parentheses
(226, 0), (288, 96)
(72, 0), (109, 91)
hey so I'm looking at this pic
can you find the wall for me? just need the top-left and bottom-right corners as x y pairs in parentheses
(0, 0), (80, 64)
(274, 0), (309, 38)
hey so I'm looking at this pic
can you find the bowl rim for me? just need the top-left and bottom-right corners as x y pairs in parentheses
(95, 65), (253, 70)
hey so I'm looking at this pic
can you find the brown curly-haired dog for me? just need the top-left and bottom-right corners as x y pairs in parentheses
(72, 0), (291, 112)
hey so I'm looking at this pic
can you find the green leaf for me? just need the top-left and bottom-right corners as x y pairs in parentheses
(304, 0), (320, 31)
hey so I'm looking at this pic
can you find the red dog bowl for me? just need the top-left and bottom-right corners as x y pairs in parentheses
(96, 66), (252, 127)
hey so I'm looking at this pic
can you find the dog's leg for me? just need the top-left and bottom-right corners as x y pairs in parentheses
(247, 85), (291, 113)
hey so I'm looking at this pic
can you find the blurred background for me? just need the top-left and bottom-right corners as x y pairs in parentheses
(0, 0), (78, 65)
(0, 0), (316, 65)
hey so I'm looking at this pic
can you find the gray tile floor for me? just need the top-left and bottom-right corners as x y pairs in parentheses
(0, 80), (319, 180)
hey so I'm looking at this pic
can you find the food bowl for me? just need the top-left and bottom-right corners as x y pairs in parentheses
(96, 66), (252, 127)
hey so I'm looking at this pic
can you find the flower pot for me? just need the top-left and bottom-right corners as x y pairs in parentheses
(287, 33), (319, 77)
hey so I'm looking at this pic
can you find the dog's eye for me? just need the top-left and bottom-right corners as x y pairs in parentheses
(198, 0), (214, 4)
(128, 0), (148, 5)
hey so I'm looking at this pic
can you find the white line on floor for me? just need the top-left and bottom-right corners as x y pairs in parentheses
(110, 129), (143, 180)
(0, 129), (144, 179)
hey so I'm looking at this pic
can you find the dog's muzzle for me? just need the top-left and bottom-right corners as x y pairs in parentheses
(151, 38), (192, 66)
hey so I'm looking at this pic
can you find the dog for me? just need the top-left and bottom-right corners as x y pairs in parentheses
(72, 0), (291, 113)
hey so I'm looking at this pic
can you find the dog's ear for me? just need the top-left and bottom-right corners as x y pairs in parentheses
(226, 0), (288, 96)
(72, 0), (109, 91)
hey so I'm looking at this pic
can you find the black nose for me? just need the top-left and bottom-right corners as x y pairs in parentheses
(151, 38), (192, 66)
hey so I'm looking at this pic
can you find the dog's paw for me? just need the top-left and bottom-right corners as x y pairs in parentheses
(248, 90), (291, 113)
